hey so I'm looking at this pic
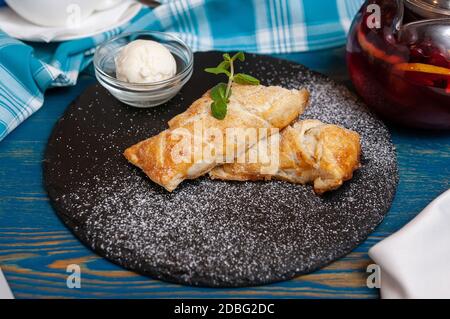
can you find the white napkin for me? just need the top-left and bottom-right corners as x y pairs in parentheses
(0, 0), (136, 42)
(369, 189), (450, 299)
(0, 268), (14, 299)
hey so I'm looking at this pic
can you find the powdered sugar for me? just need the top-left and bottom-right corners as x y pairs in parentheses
(44, 52), (398, 287)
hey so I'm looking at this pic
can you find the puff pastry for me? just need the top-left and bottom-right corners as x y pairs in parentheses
(210, 120), (361, 194)
(124, 84), (310, 191)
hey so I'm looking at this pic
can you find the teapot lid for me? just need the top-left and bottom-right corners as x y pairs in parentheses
(405, 0), (450, 18)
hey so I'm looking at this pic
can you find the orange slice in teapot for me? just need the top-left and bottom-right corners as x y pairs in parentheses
(392, 63), (450, 89)
(357, 29), (404, 65)
(392, 63), (450, 75)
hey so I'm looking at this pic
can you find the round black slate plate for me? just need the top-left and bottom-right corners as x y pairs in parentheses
(44, 51), (398, 287)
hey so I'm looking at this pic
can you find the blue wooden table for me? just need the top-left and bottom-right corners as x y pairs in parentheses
(0, 50), (449, 298)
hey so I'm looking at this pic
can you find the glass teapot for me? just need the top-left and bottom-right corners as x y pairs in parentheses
(347, 0), (450, 129)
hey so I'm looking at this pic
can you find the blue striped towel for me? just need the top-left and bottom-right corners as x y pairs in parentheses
(0, 0), (363, 141)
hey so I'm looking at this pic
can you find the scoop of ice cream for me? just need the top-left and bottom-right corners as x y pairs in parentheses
(115, 40), (177, 83)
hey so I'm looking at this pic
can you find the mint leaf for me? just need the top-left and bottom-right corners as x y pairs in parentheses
(233, 73), (260, 85)
(205, 51), (257, 120)
(211, 99), (227, 120)
(232, 52), (245, 62)
(217, 60), (230, 70)
(210, 83), (230, 120)
(204, 67), (231, 77)
(210, 83), (228, 101)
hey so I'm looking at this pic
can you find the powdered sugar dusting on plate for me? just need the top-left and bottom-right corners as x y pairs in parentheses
(44, 52), (398, 287)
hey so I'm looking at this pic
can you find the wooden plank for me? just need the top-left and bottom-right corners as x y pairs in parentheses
(1, 69), (449, 298)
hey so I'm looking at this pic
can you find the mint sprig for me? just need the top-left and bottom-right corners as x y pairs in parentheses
(205, 52), (260, 120)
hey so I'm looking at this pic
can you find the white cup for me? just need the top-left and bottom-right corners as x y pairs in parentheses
(5, 0), (121, 27)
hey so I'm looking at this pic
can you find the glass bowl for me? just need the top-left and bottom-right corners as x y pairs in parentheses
(94, 31), (193, 108)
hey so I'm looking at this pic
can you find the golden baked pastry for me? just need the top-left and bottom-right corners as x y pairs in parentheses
(124, 84), (310, 191)
(210, 120), (361, 194)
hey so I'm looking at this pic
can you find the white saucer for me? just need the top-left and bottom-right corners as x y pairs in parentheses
(0, 1), (142, 42)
